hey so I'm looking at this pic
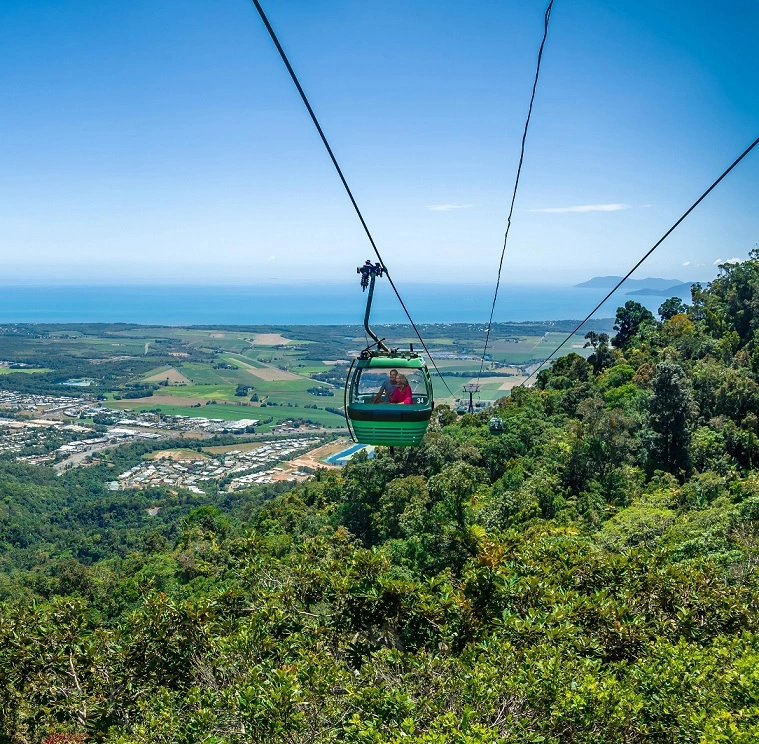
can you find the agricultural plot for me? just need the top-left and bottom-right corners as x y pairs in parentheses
(118, 400), (344, 429)
(250, 333), (292, 345)
(466, 377), (514, 400)
(485, 331), (589, 364)
(121, 325), (591, 420)
(291, 363), (335, 376)
(154, 385), (240, 402)
(62, 336), (152, 355)
(226, 355), (302, 381)
(142, 365), (173, 378)
(428, 359), (486, 371)
(0, 322), (610, 422)
(176, 364), (230, 386)
(144, 368), (191, 384)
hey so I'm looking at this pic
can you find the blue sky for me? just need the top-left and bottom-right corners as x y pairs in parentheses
(1, 0), (757, 286)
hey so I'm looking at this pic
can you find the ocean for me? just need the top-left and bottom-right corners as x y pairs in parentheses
(0, 283), (689, 326)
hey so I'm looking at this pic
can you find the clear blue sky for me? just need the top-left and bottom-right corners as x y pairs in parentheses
(1, 0), (757, 286)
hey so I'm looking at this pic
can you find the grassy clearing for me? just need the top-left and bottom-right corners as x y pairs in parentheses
(292, 364), (335, 376)
(251, 333), (292, 345)
(227, 355), (302, 381)
(147, 448), (209, 461)
(145, 368), (191, 384)
(429, 359), (486, 371)
(259, 378), (320, 392)
(65, 337), (150, 354)
(471, 380), (511, 400)
(178, 364), (229, 385)
(156, 384), (239, 401)
(264, 391), (336, 409)
(490, 333), (589, 355)
(108, 328), (167, 339)
(431, 376), (509, 402)
(114, 400), (344, 428)
(0, 368), (51, 375)
(141, 365), (173, 378)
(497, 376), (528, 390)
(224, 354), (265, 369)
(202, 441), (268, 455)
(261, 405), (344, 427)
(212, 367), (268, 385)
(200, 337), (254, 354)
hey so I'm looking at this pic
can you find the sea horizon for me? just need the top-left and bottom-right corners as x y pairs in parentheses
(0, 282), (693, 326)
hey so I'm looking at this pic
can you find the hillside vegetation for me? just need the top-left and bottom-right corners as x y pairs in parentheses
(4, 255), (759, 742)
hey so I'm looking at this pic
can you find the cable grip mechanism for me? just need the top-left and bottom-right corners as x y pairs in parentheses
(358, 260), (384, 291)
(357, 260), (389, 353)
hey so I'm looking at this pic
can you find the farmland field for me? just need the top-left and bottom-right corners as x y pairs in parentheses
(144, 367), (191, 384)
(0, 320), (611, 417)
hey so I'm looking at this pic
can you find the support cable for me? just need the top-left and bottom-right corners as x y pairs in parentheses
(522, 134), (759, 386)
(476, 0), (554, 387)
(250, 0), (454, 396)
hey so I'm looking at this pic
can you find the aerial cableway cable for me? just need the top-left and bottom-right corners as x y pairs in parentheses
(476, 0), (554, 389)
(522, 134), (759, 386)
(250, 0), (454, 396)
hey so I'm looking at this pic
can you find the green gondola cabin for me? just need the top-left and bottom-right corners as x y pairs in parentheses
(344, 261), (435, 447)
(345, 354), (433, 446)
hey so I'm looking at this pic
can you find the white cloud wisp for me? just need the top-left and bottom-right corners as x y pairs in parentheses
(527, 203), (632, 213)
(425, 204), (473, 211)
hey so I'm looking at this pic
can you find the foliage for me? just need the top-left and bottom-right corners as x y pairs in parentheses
(658, 296), (688, 321)
(612, 300), (655, 348)
(5, 257), (759, 741)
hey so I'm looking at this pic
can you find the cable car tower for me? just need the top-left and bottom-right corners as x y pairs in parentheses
(462, 382), (480, 414)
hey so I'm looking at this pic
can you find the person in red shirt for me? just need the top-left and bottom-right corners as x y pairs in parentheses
(390, 374), (412, 404)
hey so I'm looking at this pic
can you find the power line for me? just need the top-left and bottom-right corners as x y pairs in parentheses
(250, 0), (454, 396)
(522, 134), (759, 386)
(476, 0), (554, 388)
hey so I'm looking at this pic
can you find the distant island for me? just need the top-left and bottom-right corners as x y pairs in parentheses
(575, 276), (695, 297)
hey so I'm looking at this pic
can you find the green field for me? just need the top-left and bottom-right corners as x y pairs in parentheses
(115, 400), (344, 429)
(0, 321), (609, 416)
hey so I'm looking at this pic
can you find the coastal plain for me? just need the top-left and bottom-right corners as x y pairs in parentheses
(0, 320), (610, 430)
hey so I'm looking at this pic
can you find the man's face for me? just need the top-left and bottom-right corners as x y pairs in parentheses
(389, 370), (398, 383)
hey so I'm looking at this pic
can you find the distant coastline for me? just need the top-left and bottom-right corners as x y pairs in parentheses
(0, 283), (679, 325)
(575, 276), (696, 298)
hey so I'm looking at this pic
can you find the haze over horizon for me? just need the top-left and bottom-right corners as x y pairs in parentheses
(2, 0), (757, 289)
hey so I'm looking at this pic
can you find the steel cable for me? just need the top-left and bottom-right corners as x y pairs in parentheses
(250, 0), (455, 396)
(476, 0), (554, 388)
(522, 134), (759, 386)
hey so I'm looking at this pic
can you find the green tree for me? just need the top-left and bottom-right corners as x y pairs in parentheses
(613, 300), (655, 348)
(427, 461), (485, 533)
(646, 361), (696, 475)
(701, 251), (759, 345)
(584, 331), (614, 375)
(537, 352), (590, 389)
(658, 296), (687, 321)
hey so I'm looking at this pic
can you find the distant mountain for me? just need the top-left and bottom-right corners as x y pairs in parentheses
(575, 276), (684, 290)
(626, 282), (694, 297)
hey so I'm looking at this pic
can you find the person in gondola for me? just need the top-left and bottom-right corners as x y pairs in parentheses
(390, 374), (412, 404)
(373, 368), (398, 403)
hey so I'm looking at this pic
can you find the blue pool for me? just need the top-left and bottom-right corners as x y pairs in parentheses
(325, 444), (374, 465)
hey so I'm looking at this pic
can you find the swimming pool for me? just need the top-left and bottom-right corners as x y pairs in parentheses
(325, 443), (374, 465)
